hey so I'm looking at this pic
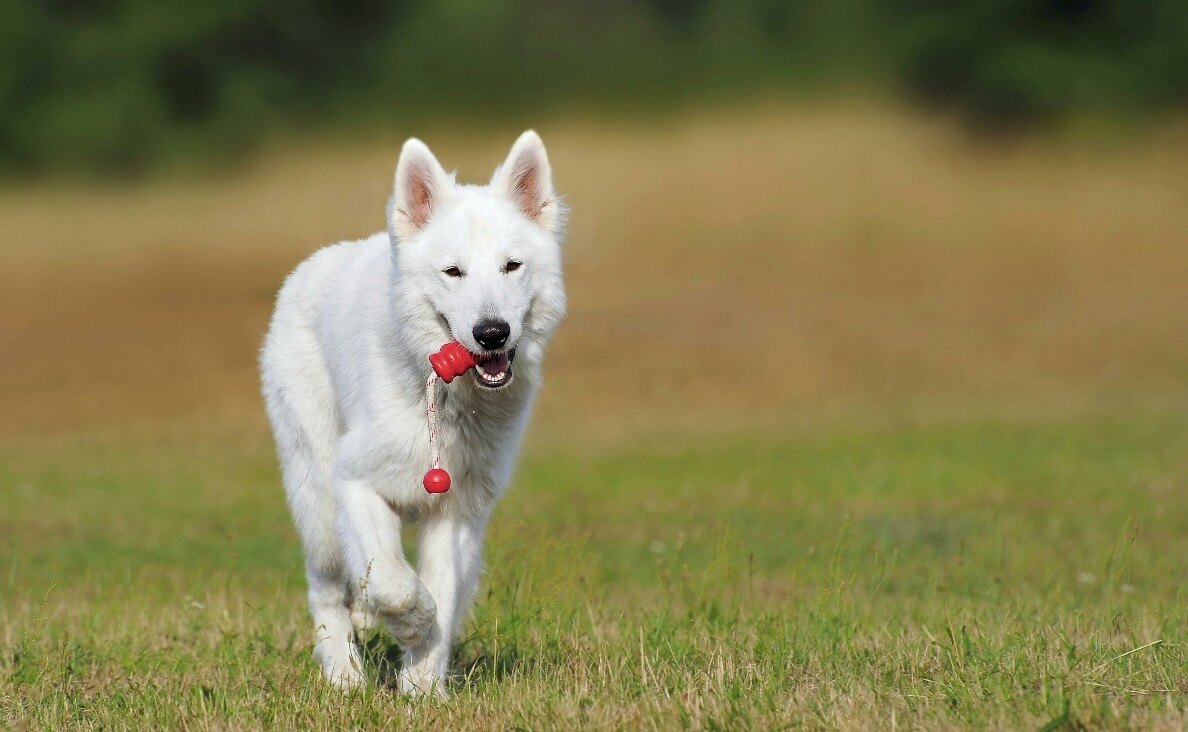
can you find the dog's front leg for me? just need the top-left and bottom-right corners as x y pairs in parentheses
(338, 480), (437, 650)
(398, 510), (488, 698)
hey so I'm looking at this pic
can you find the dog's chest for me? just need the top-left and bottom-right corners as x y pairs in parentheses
(437, 394), (527, 484)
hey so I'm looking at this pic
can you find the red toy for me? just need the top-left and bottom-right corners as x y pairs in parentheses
(429, 340), (476, 383)
(422, 340), (478, 493)
(422, 467), (451, 493)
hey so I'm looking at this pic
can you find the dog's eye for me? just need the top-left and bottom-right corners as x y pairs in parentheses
(442, 266), (464, 278)
(503, 260), (522, 273)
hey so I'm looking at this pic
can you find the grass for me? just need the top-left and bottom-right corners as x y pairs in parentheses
(1, 412), (1186, 729)
(2, 101), (1188, 728)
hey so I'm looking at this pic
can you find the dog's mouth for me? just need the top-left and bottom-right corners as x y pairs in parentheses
(473, 348), (515, 389)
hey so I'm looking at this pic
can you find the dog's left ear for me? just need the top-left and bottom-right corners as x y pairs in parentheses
(493, 131), (565, 238)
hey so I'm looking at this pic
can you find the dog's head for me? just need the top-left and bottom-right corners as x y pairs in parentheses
(387, 131), (567, 390)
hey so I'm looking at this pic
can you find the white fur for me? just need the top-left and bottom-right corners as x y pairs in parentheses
(259, 131), (566, 696)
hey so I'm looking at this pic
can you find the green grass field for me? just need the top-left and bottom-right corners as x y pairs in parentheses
(2, 412), (1186, 729)
(2, 104), (1187, 729)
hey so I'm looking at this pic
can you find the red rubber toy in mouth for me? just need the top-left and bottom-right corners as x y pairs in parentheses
(422, 340), (478, 494)
(429, 340), (476, 383)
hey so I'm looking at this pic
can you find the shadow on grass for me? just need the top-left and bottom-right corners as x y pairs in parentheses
(454, 638), (534, 690)
(358, 633), (405, 689)
(357, 629), (536, 693)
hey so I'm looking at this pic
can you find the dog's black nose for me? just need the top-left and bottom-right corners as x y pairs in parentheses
(473, 319), (510, 350)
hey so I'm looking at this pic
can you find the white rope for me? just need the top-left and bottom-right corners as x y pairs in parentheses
(426, 372), (441, 469)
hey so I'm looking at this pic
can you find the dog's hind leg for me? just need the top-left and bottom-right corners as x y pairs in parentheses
(269, 420), (364, 688)
(289, 455), (367, 688)
(307, 560), (365, 689)
(279, 437), (365, 689)
(262, 332), (364, 689)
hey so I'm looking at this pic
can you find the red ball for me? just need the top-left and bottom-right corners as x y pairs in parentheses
(423, 468), (451, 493)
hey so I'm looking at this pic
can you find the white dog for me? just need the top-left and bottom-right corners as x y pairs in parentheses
(259, 131), (566, 695)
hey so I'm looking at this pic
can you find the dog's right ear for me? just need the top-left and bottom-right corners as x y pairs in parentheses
(388, 138), (453, 242)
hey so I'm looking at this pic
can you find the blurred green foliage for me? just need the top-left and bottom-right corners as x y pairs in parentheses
(889, 0), (1188, 128)
(0, 0), (1184, 174)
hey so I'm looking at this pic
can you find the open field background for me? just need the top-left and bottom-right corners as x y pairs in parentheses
(2, 103), (1188, 728)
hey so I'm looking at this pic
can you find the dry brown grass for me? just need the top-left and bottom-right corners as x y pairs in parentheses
(2, 101), (1187, 442)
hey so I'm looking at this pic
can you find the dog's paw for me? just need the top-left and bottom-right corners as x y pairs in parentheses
(314, 642), (366, 692)
(397, 666), (450, 699)
(324, 664), (367, 693)
(376, 580), (437, 648)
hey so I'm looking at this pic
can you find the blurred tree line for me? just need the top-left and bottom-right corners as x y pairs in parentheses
(0, 0), (1184, 174)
